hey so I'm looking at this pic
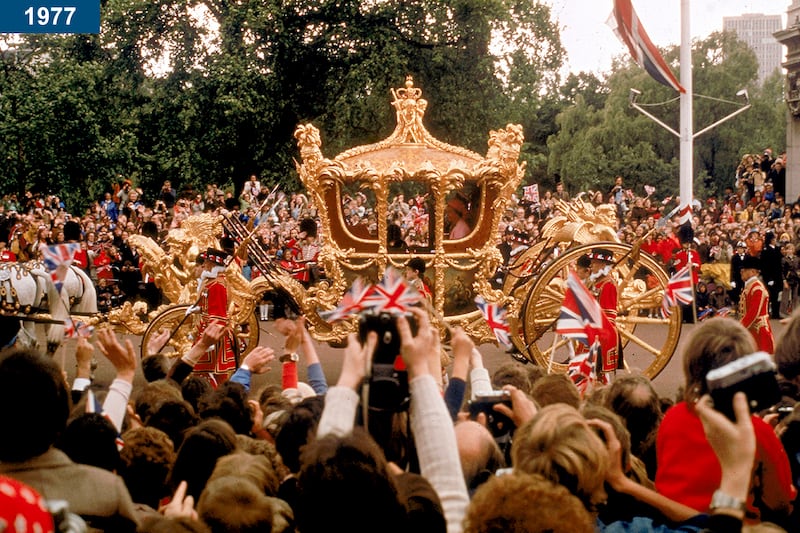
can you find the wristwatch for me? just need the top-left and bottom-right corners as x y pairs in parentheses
(280, 352), (299, 363)
(709, 490), (746, 512)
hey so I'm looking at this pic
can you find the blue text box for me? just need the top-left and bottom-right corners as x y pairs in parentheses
(0, 0), (100, 34)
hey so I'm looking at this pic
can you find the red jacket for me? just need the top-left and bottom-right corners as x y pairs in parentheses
(656, 401), (795, 520)
(193, 274), (237, 376)
(594, 276), (620, 373)
(739, 276), (774, 353)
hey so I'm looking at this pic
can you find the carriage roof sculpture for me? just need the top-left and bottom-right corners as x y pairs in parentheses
(134, 76), (681, 379)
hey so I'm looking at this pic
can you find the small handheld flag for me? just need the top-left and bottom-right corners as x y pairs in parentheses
(475, 296), (512, 348)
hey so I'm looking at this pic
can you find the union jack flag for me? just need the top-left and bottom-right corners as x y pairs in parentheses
(567, 344), (599, 395)
(523, 184), (540, 204)
(360, 268), (422, 315)
(321, 269), (422, 323)
(39, 243), (80, 293)
(609, 0), (685, 93)
(320, 277), (372, 323)
(661, 266), (694, 317)
(555, 272), (605, 347)
(64, 319), (95, 339)
(475, 296), (512, 348)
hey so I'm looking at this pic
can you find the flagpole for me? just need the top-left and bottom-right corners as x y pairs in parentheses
(679, 0), (698, 322)
(679, 0), (693, 229)
(547, 333), (560, 374)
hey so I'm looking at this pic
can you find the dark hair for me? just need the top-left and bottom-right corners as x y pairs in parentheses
(605, 375), (662, 464)
(491, 362), (532, 395)
(119, 426), (176, 508)
(531, 374), (581, 409)
(169, 419), (238, 501)
(146, 398), (198, 451)
(134, 380), (182, 424)
(55, 413), (120, 472)
(181, 375), (214, 414)
(198, 382), (252, 435)
(0, 349), (70, 461)
(142, 354), (169, 382)
(275, 396), (325, 473)
(407, 257), (426, 275)
(296, 428), (408, 533)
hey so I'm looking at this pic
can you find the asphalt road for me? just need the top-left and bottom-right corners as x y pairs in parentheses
(55, 316), (789, 403)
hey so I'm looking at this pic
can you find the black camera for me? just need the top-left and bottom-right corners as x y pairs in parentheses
(707, 352), (781, 420)
(358, 311), (417, 412)
(468, 390), (514, 438)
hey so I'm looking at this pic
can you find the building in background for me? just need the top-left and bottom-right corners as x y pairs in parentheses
(724, 13), (783, 84)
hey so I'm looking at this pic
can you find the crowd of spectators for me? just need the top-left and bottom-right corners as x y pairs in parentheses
(0, 146), (795, 321)
(0, 146), (799, 531)
(2, 306), (799, 532)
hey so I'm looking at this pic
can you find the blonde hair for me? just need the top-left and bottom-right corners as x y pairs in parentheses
(464, 473), (594, 533)
(511, 404), (608, 510)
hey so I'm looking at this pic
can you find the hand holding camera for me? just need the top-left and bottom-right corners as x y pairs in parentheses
(706, 352), (780, 420)
(397, 307), (432, 379)
(338, 332), (377, 390)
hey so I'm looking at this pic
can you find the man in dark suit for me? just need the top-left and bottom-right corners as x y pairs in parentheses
(761, 231), (784, 319)
(0, 349), (139, 531)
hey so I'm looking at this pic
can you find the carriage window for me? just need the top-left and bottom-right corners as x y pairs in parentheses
(388, 182), (432, 251)
(445, 182), (481, 240)
(341, 182), (377, 237)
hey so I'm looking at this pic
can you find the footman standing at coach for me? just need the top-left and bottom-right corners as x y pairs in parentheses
(739, 255), (774, 354)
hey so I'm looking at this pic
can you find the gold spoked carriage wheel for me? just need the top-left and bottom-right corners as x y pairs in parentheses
(140, 304), (260, 360)
(518, 243), (681, 380)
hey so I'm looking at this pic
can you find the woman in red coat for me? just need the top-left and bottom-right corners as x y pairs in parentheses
(655, 318), (794, 524)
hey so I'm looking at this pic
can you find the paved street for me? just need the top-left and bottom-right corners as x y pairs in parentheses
(54, 316), (790, 403)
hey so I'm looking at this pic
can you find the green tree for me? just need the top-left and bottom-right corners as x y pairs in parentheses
(546, 31), (775, 200)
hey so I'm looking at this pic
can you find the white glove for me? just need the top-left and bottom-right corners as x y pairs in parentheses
(730, 282), (736, 289)
(768, 281), (774, 286)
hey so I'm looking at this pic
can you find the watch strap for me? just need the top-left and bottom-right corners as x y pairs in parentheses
(709, 489), (746, 512)
(280, 352), (299, 363)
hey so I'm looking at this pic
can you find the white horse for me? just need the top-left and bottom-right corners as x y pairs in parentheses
(0, 261), (97, 353)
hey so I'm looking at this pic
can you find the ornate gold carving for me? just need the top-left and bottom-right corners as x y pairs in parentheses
(284, 76), (526, 344)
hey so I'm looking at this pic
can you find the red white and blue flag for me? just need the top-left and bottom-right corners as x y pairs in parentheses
(321, 268), (422, 323)
(361, 268), (422, 314)
(610, 0), (685, 93)
(39, 243), (80, 293)
(568, 345), (600, 395)
(555, 272), (606, 347)
(64, 319), (95, 340)
(85, 388), (103, 415)
(475, 296), (512, 348)
(661, 266), (694, 317)
(320, 277), (372, 323)
(555, 272), (617, 394)
(523, 184), (540, 204)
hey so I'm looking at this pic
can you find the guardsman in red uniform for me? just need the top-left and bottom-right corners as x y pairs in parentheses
(193, 248), (238, 385)
(739, 254), (774, 353)
(587, 248), (621, 378)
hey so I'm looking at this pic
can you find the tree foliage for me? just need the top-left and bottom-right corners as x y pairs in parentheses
(0, 6), (789, 211)
(546, 31), (784, 199)
(0, 0), (565, 210)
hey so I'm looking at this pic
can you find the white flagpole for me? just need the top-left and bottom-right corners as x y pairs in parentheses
(679, 0), (693, 227)
(547, 333), (561, 374)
